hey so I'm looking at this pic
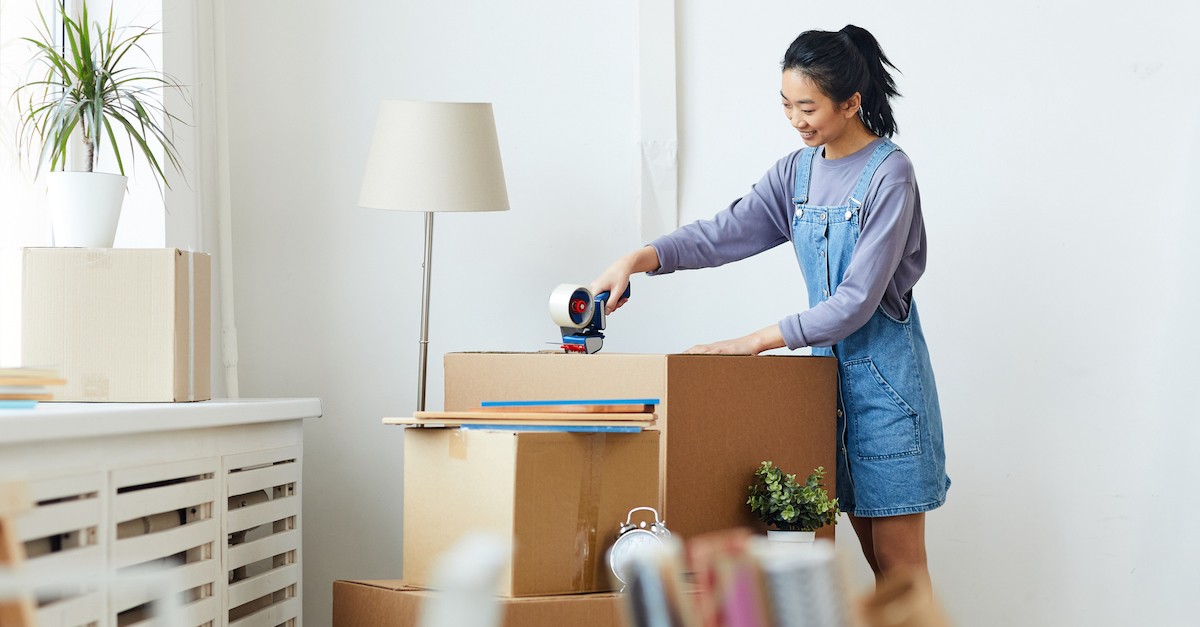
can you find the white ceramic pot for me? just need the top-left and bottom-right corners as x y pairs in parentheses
(766, 529), (816, 551)
(47, 171), (128, 247)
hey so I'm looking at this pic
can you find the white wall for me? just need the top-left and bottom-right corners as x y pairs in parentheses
(221, 1), (1200, 625)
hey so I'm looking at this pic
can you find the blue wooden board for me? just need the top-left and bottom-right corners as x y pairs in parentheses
(480, 398), (660, 407)
(458, 424), (644, 433)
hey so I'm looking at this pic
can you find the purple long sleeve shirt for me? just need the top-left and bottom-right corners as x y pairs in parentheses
(649, 138), (927, 350)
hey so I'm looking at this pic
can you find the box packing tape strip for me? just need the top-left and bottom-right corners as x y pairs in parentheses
(573, 434), (606, 591)
(187, 251), (196, 401)
(448, 429), (469, 460)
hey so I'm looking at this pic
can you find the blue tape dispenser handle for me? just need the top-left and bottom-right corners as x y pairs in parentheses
(595, 283), (632, 307)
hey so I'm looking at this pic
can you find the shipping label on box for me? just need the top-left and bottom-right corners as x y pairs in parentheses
(403, 428), (660, 597)
(21, 248), (211, 402)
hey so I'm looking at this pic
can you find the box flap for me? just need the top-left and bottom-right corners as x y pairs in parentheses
(444, 352), (666, 411)
(663, 354), (837, 538)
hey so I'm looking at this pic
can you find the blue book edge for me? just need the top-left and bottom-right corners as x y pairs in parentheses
(480, 398), (660, 407)
(458, 424), (643, 433)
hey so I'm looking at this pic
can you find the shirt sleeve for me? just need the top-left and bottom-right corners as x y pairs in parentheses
(778, 180), (917, 349)
(648, 157), (794, 275)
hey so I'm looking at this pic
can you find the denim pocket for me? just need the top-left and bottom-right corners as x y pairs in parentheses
(842, 357), (921, 460)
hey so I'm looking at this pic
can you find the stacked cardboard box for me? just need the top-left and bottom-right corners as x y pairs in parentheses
(443, 353), (838, 540)
(403, 427), (661, 596)
(334, 352), (838, 626)
(334, 581), (626, 627)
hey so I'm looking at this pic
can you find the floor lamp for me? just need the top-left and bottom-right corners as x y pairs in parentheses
(358, 101), (509, 412)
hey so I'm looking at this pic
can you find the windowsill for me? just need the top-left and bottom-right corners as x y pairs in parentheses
(0, 397), (322, 444)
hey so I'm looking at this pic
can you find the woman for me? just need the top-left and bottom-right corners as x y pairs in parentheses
(591, 25), (950, 585)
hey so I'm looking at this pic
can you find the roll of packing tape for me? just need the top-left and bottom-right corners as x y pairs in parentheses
(549, 284), (595, 329)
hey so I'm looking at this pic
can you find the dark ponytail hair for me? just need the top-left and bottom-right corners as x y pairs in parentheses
(782, 25), (901, 137)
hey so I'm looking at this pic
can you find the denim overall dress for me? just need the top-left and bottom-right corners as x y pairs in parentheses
(791, 139), (949, 517)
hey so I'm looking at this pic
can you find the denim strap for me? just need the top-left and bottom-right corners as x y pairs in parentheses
(791, 147), (820, 205)
(848, 139), (900, 209)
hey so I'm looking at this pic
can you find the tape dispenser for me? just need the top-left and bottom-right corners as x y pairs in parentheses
(547, 283), (631, 354)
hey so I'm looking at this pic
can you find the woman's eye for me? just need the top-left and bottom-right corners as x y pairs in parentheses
(801, 110), (816, 114)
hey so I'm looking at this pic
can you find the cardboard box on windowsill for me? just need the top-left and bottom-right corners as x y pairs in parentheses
(333, 580), (626, 627)
(21, 248), (211, 402)
(443, 352), (838, 541)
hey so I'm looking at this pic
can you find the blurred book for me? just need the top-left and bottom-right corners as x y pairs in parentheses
(0, 367), (65, 407)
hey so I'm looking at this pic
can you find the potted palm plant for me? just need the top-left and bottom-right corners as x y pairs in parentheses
(747, 461), (838, 547)
(13, 0), (186, 247)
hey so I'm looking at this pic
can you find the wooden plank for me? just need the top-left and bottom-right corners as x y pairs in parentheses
(23, 544), (104, 579)
(15, 497), (99, 542)
(227, 562), (299, 608)
(0, 377), (66, 386)
(27, 473), (102, 503)
(384, 416), (656, 429)
(480, 397), (660, 407)
(225, 446), (301, 472)
(112, 557), (218, 614)
(227, 463), (299, 498)
(411, 410), (657, 422)
(112, 457), (218, 490)
(34, 589), (104, 627)
(177, 595), (220, 627)
(479, 403), (655, 414)
(226, 495), (299, 533)
(228, 595), (299, 627)
(112, 519), (215, 569)
(227, 529), (299, 572)
(112, 477), (214, 521)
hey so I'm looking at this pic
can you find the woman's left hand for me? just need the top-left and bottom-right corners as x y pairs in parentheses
(685, 337), (760, 355)
(683, 325), (786, 356)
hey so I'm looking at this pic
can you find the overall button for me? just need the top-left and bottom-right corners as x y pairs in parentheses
(820, 212), (827, 221)
(797, 209), (804, 218)
(819, 250), (825, 257)
(823, 289), (830, 297)
(845, 210), (853, 220)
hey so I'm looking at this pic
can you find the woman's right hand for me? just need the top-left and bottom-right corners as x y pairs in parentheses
(590, 246), (660, 315)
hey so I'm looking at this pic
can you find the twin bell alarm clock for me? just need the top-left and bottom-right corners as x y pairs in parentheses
(608, 506), (671, 588)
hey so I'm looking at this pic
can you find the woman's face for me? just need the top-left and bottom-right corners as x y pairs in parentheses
(780, 70), (859, 150)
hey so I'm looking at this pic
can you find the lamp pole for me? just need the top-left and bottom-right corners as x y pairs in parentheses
(417, 211), (434, 412)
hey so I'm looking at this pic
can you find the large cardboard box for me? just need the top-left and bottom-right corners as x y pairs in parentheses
(444, 353), (837, 540)
(403, 429), (659, 596)
(22, 248), (211, 402)
(333, 580), (625, 627)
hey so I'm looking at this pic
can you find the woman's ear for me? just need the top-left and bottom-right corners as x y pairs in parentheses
(841, 92), (862, 118)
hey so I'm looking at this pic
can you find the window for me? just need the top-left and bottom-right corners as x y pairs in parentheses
(0, 0), (169, 365)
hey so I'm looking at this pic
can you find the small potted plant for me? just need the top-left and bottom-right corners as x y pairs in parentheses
(13, 0), (187, 247)
(747, 461), (838, 545)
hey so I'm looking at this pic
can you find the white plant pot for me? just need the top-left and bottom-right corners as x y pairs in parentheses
(766, 529), (816, 553)
(47, 171), (128, 247)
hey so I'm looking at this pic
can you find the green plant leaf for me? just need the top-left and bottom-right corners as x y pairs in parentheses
(12, 0), (188, 188)
(747, 462), (839, 531)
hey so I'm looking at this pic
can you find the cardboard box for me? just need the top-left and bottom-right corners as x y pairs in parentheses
(444, 353), (837, 540)
(333, 580), (625, 627)
(21, 248), (211, 402)
(403, 429), (659, 596)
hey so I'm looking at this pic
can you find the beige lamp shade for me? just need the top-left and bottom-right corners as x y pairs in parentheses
(358, 100), (510, 213)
